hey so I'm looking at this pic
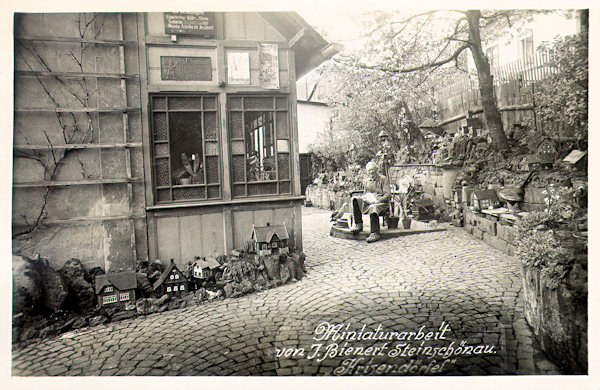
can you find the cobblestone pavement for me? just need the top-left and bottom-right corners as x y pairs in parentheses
(12, 207), (561, 376)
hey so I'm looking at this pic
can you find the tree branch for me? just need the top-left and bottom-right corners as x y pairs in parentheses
(358, 44), (469, 74)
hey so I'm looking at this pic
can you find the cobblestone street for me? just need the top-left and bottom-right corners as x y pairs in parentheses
(12, 207), (560, 376)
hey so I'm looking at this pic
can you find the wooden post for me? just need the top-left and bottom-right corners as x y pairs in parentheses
(137, 13), (156, 260)
(118, 13), (137, 265)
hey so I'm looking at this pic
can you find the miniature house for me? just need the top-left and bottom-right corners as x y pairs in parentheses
(191, 256), (221, 280)
(563, 150), (587, 171)
(471, 190), (500, 210)
(535, 137), (557, 157)
(95, 272), (138, 307)
(524, 155), (554, 171)
(153, 259), (189, 296)
(251, 223), (290, 256)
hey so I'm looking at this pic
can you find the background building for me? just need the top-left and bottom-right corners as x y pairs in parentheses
(13, 12), (337, 271)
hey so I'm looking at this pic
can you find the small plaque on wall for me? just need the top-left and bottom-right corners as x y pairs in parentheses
(160, 56), (212, 81)
(164, 12), (216, 37)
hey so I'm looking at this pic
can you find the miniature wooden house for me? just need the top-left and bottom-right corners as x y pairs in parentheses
(536, 137), (557, 157)
(563, 150), (587, 171)
(95, 272), (138, 307)
(523, 155), (554, 171)
(191, 256), (221, 280)
(471, 190), (500, 211)
(251, 223), (290, 256)
(153, 259), (189, 295)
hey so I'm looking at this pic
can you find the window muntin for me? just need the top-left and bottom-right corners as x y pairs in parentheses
(229, 96), (292, 197)
(151, 95), (221, 203)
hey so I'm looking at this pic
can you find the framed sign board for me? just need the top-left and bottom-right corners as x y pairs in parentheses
(164, 12), (216, 37)
(160, 56), (213, 81)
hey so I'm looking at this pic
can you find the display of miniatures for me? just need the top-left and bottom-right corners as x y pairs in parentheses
(249, 223), (290, 256)
(95, 271), (138, 307)
(471, 189), (500, 211)
(152, 259), (189, 296)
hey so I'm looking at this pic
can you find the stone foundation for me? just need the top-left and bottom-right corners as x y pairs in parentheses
(521, 263), (587, 373)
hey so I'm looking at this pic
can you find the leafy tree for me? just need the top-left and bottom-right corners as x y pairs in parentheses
(341, 10), (575, 151)
(309, 40), (442, 166)
(534, 32), (588, 144)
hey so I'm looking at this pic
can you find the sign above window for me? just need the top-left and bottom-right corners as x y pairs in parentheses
(160, 56), (212, 81)
(164, 12), (216, 37)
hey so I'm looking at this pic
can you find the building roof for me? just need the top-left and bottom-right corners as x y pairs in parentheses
(563, 150), (586, 164)
(536, 137), (555, 146)
(152, 259), (184, 290)
(259, 12), (342, 78)
(472, 190), (500, 202)
(252, 224), (289, 243)
(95, 272), (137, 294)
(192, 256), (221, 270)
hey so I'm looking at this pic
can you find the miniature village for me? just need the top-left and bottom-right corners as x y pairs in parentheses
(12, 224), (306, 345)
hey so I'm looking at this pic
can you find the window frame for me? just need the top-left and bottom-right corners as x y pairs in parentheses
(149, 93), (222, 204)
(228, 94), (292, 198)
(519, 30), (534, 61)
(103, 295), (118, 304)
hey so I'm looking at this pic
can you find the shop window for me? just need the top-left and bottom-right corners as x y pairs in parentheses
(151, 95), (221, 203)
(229, 96), (292, 197)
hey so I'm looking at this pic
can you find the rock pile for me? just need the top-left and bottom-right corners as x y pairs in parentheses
(12, 251), (307, 347)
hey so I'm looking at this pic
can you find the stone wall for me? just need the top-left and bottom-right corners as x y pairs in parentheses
(463, 209), (518, 256)
(520, 262), (587, 373)
(460, 196), (587, 374)
(389, 164), (447, 208)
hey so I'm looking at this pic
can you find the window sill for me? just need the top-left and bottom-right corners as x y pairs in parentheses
(146, 195), (305, 211)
